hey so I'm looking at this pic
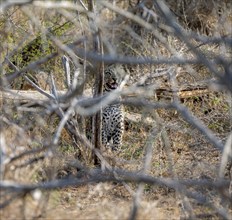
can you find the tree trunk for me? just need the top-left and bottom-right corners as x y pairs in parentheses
(88, 0), (104, 165)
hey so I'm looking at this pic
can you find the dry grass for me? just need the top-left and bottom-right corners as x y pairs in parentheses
(1, 184), (181, 220)
(1, 88), (230, 219)
(1, 1), (232, 219)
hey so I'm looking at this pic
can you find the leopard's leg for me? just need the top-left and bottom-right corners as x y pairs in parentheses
(112, 121), (124, 151)
(102, 129), (108, 147)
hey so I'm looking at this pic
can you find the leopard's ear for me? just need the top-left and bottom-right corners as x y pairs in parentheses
(115, 65), (127, 83)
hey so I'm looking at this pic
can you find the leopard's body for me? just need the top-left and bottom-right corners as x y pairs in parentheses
(101, 65), (125, 150)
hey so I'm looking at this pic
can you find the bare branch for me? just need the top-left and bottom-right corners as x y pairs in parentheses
(62, 55), (71, 90)
(0, 0), (33, 12)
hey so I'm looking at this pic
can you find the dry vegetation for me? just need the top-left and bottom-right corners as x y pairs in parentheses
(0, 0), (232, 219)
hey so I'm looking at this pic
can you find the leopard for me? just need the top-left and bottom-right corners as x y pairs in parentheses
(101, 65), (125, 151)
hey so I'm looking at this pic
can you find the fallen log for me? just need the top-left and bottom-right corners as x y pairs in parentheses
(0, 89), (64, 102)
(0, 86), (212, 126)
(0, 85), (211, 105)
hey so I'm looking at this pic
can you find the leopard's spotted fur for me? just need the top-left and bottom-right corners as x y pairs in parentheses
(102, 65), (124, 150)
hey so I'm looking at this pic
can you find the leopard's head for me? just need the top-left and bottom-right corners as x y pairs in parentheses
(104, 65), (124, 92)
